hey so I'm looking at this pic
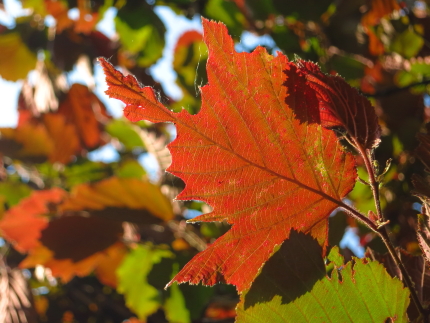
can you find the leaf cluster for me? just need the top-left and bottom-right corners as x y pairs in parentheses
(2, 0), (430, 322)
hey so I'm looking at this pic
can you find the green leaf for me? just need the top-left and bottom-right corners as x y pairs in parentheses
(204, 0), (246, 37)
(390, 27), (424, 58)
(237, 231), (410, 323)
(63, 161), (112, 187)
(164, 264), (190, 323)
(106, 119), (144, 151)
(114, 159), (146, 179)
(117, 244), (173, 320)
(115, 1), (165, 67)
(0, 182), (32, 207)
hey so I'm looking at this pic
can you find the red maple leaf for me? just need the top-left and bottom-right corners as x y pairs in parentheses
(99, 19), (357, 292)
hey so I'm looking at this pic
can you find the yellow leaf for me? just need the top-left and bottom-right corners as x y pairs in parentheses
(0, 33), (37, 81)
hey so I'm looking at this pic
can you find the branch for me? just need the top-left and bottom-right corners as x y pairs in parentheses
(353, 138), (429, 321)
(365, 78), (430, 98)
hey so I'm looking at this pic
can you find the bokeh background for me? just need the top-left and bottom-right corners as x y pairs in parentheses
(0, 0), (429, 322)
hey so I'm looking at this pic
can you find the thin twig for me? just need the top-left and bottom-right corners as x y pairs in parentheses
(353, 138), (428, 320)
(378, 228), (429, 322)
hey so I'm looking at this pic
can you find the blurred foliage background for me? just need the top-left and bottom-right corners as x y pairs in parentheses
(0, 0), (430, 322)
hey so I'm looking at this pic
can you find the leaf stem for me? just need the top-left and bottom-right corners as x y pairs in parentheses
(355, 143), (385, 223)
(353, 140), (429, 320)
(339, 202), (378, 232)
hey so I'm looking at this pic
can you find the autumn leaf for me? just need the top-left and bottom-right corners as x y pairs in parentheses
(21, 242), (125, 283)
(360, 0), (401, 56)
(39, 214), (124, 262)
(0, 124), (54, 162)
(100, 19), (356, 291)
(361, 0), (400, 29)
(60, 177), (174, 222)
(0, 188), (66, 252)
(3, 176), (172, 283)
(292, 59), (381, 149)
(43, 113), (81, 164)
(58, 83), (110, 150)
(236, 232), (410, 322)
(0, 32), (37, 81)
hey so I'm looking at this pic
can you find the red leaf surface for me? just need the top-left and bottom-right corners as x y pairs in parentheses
(292, 60), (381, 149)
(100, 19), (356, 291)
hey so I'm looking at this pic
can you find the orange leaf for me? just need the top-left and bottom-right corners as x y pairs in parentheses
(44, 113), (81, 164)
(58, 84), (110, 149)
(21, 237), (126, 284)
(0, 188), (66, 252)
(100, 20), (357, 291)
(44, 0), (73, 33)
(361, 0), (400, 28)
(60, 177), (174, 222)
(94, 242), (128, 287)
(0, 124), (54, 162)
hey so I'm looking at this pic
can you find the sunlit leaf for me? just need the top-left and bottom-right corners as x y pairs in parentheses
(100, 19), (356, 291)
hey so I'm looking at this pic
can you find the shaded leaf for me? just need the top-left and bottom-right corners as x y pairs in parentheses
(100, 19), (356, 291)
(39, 214), (123, 262)
(237, 231), (410, 322)
(0, 189), (66, 252)
(294, 59), (381, 149)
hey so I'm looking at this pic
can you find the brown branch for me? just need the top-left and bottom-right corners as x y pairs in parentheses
(353, 138), (429, 321)
(364, 78), (430, 98)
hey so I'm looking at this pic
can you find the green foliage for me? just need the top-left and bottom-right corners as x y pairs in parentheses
(238, 233), (409, 322)
(3, 0), (430, 321)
